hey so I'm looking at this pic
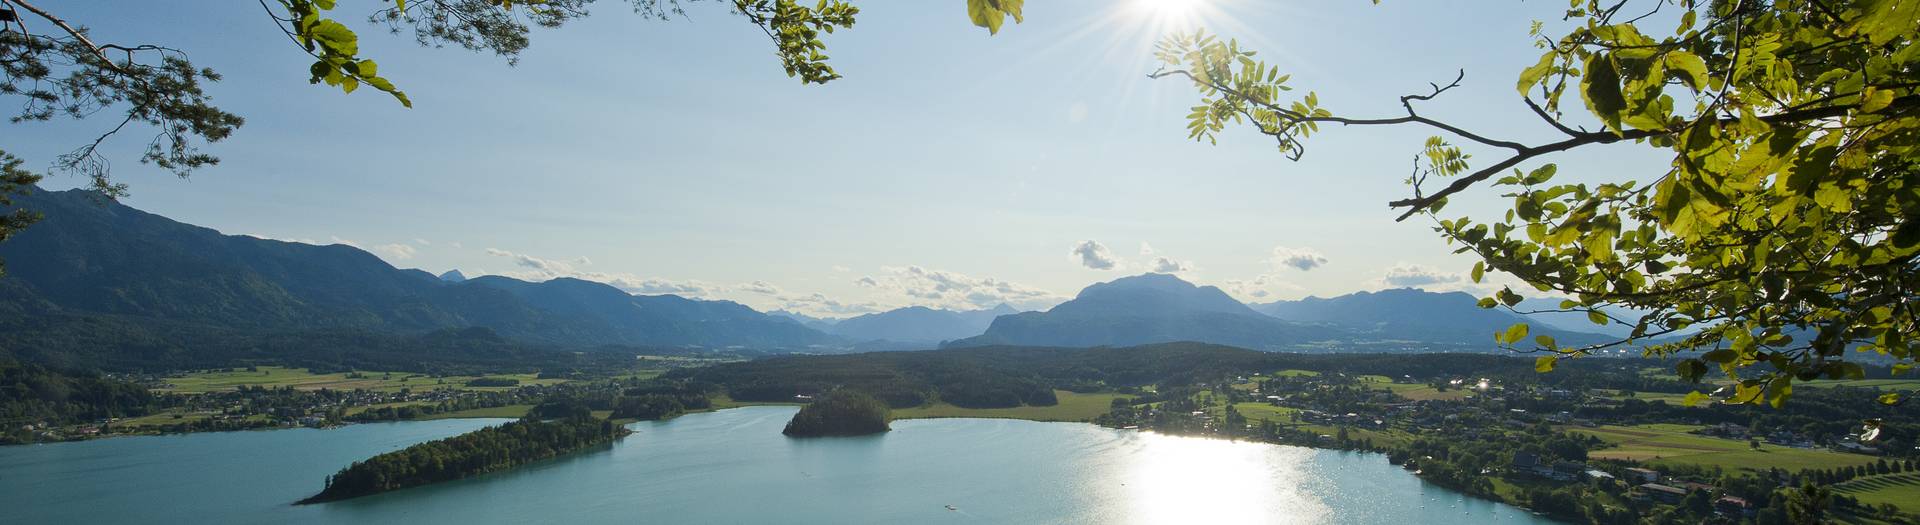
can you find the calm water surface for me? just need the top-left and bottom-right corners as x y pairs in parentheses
(0, 406), (1558, 524)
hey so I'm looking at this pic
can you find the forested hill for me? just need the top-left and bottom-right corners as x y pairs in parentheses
(0, 187), (838, 370)
(679, 342), (1649, 409)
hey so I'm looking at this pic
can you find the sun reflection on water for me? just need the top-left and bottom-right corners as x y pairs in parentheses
(1120, 432), (1331, 525)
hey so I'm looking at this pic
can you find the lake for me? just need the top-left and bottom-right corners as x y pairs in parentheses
(0, 407), (1558, 524)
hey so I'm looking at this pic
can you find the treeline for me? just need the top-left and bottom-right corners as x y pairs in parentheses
(611, 382), (715, 420)
(300, 415), (629, 503)
(1, 360), (156, 443)
(678, 344), (1541, 409)
(678, 350), (1057, 408)
(1804, 458), (1920, 485)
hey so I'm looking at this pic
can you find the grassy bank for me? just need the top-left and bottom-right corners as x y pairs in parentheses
(1568, 424), (1881, 471)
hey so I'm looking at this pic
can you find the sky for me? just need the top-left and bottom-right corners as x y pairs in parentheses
(12, 0), (1676, 318)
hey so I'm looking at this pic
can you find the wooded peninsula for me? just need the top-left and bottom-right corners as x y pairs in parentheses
(298, 412), (629, 504)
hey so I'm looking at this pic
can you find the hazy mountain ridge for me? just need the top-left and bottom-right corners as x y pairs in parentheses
(0, 188), (839, 357)
(829, 304), (1018, 344)
(945, 274), (1345, 350)
(1252, 288), (1617, 347)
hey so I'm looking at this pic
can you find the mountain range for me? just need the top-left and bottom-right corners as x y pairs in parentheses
(944, 274), (1346, 350)
(0, 187), (1623, 370)
(828, 304), (1018, 344)
(1251, 288), (1617, 348)
(0, 188), (838, 358)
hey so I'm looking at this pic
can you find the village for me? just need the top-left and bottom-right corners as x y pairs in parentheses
(1091, 367), (1916, 523)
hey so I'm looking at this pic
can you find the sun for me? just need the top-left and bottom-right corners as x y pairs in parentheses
(1134, 0), (1203, 20)
(1129, 0), (1211, 31)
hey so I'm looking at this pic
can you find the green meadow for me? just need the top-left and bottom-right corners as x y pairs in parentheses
(155, 366), (566, 394)
(1569, 424), (1881, 472)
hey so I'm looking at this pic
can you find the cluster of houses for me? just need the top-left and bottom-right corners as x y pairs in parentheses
(1695, 422), (1885, 454)
(1628, 478), (1756, 519)
(1511, 454), (1759, 519)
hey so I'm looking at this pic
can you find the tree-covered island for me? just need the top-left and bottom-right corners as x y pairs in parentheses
(298, 407), (629, 504)
(782, 390), (892, 437)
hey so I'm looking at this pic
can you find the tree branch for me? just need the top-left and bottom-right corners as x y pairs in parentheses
(2, 0), (128, 75)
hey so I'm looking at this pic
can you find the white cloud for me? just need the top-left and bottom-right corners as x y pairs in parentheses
(1072, 240), (1118, 270)
(1224, 274), (1306, 302)
(777, 293), (886, 316)
(1271, 246), (1328, 271)
(857, 266), (1063, 311)
(1380, 263), (1461, 287)
(1139, 242), (1155, 255)
(412, 238), (432, 246)
(485, 248), (590, 274)
(481, 248), (718, 297)
(831, 265), (851, 273)
(371, 243), (417, 261)
(1150, 256), (1192, 273)
(617, 278), (714, 296)
(737, 280), (782, 295)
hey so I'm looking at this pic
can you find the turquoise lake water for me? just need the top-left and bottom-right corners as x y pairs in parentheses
(0, 406), (1558, 524)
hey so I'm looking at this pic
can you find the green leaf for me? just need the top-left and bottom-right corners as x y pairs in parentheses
(1892, 219), (1920, 250)
(1517, 51), (1556, 95)
(967, 0), (1024, 34)
(1586, 310), (1608, 325)
(1664, 51), (1710, 91)
(1676, 359), (1708, 382)
(1701, 348), (1737, 364)
(1497, 323), (1530, 345)
(1860, 87), (1895, 113)
(1766, 375), (1793, 409)
(1581, 54), (1627, 132)
(1470, 261), (1485, 283)
(1879, 392), (1903, 406)
(1497, 288), (1523, 307)
(1682, 391), (1709, 407)
(1535, 355), (1558, 373)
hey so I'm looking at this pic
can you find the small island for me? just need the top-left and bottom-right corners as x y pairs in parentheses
(298, 412), (629, 504)
(781, 390), (892, 437)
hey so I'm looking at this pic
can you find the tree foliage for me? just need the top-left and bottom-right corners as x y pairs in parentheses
(1152, 0), (1920, 407)
(302, 414), (628, 503)
(781, 389), (890, 437)
(0, 151), (38, 277)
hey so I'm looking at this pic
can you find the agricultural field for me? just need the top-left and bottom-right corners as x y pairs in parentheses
(1592, 389), (1697, 405)
(1569, 424), (1881, 472)
(153, 366), (568, 394)
(1832, 473), (1920, 514)
(1373, 382), (1473, 401)
(1795, 379), (1920, 391)
(891, 390), (1126, 422)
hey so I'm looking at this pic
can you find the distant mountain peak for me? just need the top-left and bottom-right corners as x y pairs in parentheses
(1052, 273), (1258, 318)
(438, 269), (467, 282)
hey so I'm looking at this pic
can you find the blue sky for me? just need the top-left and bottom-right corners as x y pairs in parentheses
(13, 0), (1673, 317)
